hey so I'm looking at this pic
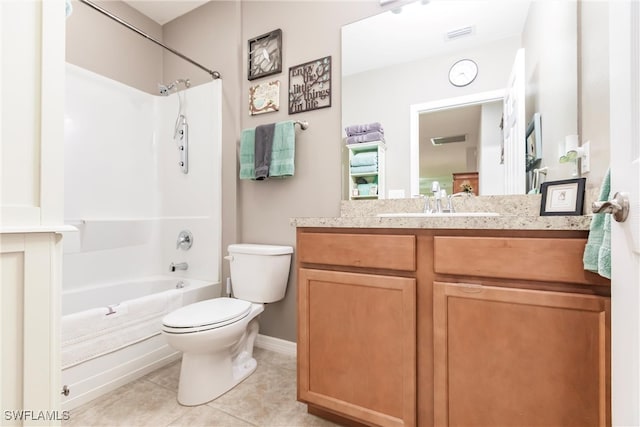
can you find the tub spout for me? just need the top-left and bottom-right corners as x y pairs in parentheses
(170, 262), (188, 272)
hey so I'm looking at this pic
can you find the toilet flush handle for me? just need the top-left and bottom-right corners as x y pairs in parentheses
(224, 255), (233, 262)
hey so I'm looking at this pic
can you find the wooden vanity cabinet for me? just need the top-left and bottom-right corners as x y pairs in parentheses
(297, 230), (419, 427)
(432, 234), (611, 427)
(297, 228), (611, 427)
(433, 281), (609, 427)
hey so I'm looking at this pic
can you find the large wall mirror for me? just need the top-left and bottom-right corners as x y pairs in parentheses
(341, 0), (579, 198)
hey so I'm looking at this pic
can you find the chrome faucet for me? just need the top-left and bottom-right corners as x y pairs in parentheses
(447, 192), (472, 213)
(421, 194), (433, 213)
(169, 262), (188, 272)
(431, 181), (443, 213)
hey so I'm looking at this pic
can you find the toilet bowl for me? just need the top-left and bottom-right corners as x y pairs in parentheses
(161, 243), (293, 406)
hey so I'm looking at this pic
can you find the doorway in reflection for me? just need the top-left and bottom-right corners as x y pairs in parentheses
(419, 100), (503, 196)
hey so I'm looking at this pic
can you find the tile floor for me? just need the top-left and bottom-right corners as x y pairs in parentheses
(64, 348), (339, 427)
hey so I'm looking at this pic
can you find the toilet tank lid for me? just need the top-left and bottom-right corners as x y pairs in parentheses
(228, 243), (293, 255)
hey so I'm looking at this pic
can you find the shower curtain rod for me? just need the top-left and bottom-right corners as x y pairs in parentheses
(78, 0), (221, 80)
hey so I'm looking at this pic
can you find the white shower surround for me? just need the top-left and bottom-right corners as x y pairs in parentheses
(62, 63), (222, 409)
(64, 63), (222, 289)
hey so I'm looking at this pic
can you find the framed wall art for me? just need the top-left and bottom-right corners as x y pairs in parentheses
(248, 29), (282, 81)
(288, 56), (331, 114)
(249, 80), (280, 115)
(540, 177), (586, 216)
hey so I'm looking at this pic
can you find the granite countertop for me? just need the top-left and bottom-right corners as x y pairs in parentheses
(290, 196), (593, 231)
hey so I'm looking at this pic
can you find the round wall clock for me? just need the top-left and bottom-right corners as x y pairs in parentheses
(448, 59), (478, 87)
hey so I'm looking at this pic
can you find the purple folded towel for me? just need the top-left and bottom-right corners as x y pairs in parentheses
(345, 131), (385, 145)
(345, 122), (384, 137)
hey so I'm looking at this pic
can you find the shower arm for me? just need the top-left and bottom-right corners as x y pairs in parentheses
(78, 0), (221, 80)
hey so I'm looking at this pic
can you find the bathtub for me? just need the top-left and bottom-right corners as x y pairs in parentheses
(61, 276), (219, 410)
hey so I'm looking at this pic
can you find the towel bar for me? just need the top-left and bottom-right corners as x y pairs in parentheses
(294, 120), (309, 130)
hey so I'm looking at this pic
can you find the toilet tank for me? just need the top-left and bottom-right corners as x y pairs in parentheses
(227, 244), (293, 303)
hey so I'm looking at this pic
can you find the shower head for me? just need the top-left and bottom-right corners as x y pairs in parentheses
(158, 78), (191, 96)
(158, 83), (174, 96)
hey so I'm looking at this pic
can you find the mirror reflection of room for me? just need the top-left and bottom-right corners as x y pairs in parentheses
(342, 0), (580, 198)
(419, 100), (503, 196)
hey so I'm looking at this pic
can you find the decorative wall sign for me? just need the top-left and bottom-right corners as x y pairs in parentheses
(248, 29), (282, 81)
(249, 80), (280, 115)
(288, 56), (331, 114)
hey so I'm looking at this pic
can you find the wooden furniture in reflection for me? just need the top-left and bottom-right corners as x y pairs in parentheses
(452, 172), (478, 194)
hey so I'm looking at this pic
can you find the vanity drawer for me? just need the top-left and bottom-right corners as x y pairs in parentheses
(434, 236), (602, 285)
(298, 232), (416, 271)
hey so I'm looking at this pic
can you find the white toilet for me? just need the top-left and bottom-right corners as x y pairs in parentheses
(161, 243), (293, 406)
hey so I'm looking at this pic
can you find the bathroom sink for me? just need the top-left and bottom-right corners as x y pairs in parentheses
(377, 212), (500, 218)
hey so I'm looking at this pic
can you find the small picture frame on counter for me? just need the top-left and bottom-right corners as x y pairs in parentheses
(540, 177), (586, 216)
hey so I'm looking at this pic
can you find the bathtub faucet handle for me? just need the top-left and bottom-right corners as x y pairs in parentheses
(176, 230), (193, 250)
(170, 262), (188, 272)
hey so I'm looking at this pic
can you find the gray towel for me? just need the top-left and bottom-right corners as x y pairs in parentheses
(346, 131), (385, 145)
(345, 122), (384, 136)
(254, 123), (275, 180)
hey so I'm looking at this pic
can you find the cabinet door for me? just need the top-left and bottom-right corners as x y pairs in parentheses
(298, 268), (416, 427)
(434, 282), (610, 427)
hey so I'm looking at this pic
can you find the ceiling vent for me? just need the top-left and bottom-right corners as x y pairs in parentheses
(431, 134), (467, 145)
(446, 26), (475, 41)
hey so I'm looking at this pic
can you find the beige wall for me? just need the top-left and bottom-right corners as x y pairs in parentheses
(522, 0), (579, 179)
(579, 0), (610, 194)
(237, 1), (388, 341)
(66, 0), (163, 94)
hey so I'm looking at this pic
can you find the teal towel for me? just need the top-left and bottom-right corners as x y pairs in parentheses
(583, 168), (610, 277)
(598, 214), (612, 279)
(239, 128), (256, 180)
(269, 121), (295, 177)
(350, 151), (378, 167)
(350, 164), (378, 174)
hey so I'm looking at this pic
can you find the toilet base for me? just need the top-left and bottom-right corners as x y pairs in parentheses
(177, 351), (257, 406)
(175, 317), (261, 406)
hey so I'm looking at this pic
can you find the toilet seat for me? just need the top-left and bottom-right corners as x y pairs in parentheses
(162, 297), (252, 334)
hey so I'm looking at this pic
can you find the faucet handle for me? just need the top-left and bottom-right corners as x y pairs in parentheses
(431, 181), (440, 194)
(447, 195), (456, 213)
(423, 196), (433, 213)
(177, 230), (193, 250)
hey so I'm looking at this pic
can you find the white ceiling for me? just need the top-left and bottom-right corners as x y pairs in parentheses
(123, 0), (210, 25)
(342, 0), (531, 76)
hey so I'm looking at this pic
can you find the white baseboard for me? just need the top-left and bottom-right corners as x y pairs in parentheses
(255, 334), (296, 357)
